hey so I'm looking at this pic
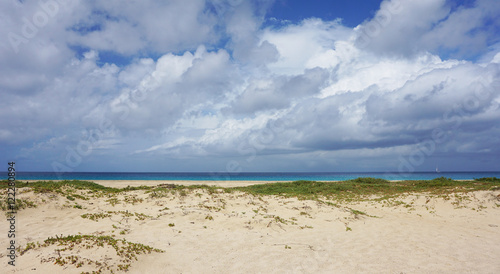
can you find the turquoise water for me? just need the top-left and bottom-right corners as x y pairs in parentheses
(5, 171), (500, 182)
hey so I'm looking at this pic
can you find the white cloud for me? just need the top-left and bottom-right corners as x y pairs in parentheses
(263, 18), (351, 75)
(65, 0), (217, 54)
(357, 0), (500, 58)
(229, 67), (329, 114)
(1, 0), (499, 172)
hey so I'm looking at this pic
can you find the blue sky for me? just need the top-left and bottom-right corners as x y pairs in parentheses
(267, 0), (381, 27)
(1, 0), (500, 173)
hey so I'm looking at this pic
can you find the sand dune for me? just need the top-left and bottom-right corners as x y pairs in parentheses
(2, 181), (500, 273)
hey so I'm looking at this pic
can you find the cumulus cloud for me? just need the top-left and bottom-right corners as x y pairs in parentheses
(263, 18), (352, 74)
(230, 67), (329, 114)
(64, 0), (218, 54)
(356, 0), (500, 58)
(1, 0), (499, 172)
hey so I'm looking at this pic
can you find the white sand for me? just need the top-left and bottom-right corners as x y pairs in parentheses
(2, 181), (500, 273)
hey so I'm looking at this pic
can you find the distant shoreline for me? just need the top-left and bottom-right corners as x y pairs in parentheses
(9, 171), (499, 182)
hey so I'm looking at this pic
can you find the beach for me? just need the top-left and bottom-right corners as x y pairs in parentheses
(2, 180), (500, 273)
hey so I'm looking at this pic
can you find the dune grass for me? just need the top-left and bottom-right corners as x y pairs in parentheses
(232, 177), (500, 200)
(17, 234), (164, 272)
(1, 177), (499, 205)
(0, 180), (153, 212)
(0, 180), (152, 193)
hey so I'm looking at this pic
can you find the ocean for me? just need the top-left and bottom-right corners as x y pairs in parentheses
(3, 171), (500, 182)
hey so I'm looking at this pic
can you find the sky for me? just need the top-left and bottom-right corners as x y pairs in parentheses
(1, 0), (500, 173)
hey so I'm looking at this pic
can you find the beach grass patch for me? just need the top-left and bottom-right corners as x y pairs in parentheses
(73, 204), (83, 209)
(2, 178), (499, 209)
(17, 234), (163, 273)
(81, 212), (112, 222)
(0, 198), (37, 214)
(106, 197), (120, 206)
(230, 177), (500, 201)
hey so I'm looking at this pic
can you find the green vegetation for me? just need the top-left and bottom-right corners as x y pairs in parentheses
(1, 177), (499, 212)
(17, 234), (163, 273)
(148, 183), (230, 198)
(81, 212), (112, 221)
(0, 180), (154, 213)
(106, 197), (120, 206)
(134, 212), (153, 221)
(231, 177), (500, 201)
(123, 195), (144, 204)
(232, 179), (397, 200)
(0, 198), (37, 213)
(474, 177), (500, 182)
(81, 211), (152, 222)
(0, 180), (151, 192)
